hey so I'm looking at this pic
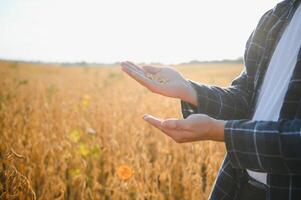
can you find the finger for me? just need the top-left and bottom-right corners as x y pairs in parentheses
(143, 114), (163, 128)
(120, 62), (144, 77)
(157, 124), (198, 143)
(143, 115), (195, 142)
(123, 61), (145, 74)
(121, 64), (143, 77)
(143, 115), (168, 133)
(143, 114), (179, 138)
(121, 62), (144, 76)
(161, 118), (178, 129)
(174, 119), (192, 130)
(167, 129), (196, 143)
(142, 65), (161, 74)
(121, 65), (158, 90)
(162, 118), (191, 130)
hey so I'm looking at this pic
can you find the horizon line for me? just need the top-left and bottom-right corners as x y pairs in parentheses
(0, 57), (243, 66)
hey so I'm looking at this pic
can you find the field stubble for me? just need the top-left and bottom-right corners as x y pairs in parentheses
(0, 61), (242, 200)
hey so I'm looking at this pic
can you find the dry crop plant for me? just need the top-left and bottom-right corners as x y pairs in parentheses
(0, 61), (242, 200)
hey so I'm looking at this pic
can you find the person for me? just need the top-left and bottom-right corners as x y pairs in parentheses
(120, 0), (301, 199)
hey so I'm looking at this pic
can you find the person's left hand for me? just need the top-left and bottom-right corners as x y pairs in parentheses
(143, 114), (225, 143)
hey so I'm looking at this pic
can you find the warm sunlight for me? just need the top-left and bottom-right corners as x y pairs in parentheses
(0, 0), (280, 64)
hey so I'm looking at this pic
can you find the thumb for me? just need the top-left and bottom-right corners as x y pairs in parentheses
(142, 65), (161, 74)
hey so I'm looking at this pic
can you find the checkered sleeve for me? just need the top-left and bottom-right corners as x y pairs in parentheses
(224, 119), (301, 174)
(181, 70), (252, 120)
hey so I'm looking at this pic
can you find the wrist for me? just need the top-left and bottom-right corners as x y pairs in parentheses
(182, 80), (197, 106)
(210, 119), (225, 142)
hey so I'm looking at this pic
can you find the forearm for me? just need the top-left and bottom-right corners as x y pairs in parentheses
(181, 71), (253, 120)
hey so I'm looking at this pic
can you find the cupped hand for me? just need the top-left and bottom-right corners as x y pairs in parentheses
(120, 61), (197, 105)
(143, 114), (225, 143)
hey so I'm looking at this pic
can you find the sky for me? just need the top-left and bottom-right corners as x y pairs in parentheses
(0, 0), (281, 64)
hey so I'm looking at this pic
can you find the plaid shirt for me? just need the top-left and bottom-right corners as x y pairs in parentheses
(181, 0), (301, 199)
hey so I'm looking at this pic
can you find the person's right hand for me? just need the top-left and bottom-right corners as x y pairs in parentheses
(120, 61), (197, 106)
